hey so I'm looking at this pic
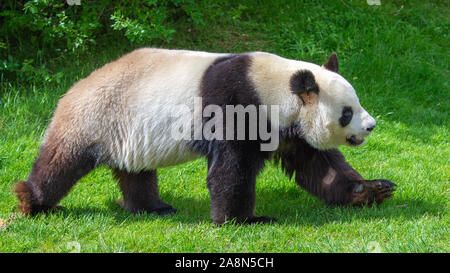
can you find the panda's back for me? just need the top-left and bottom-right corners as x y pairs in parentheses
(49, 48), (228, 171)
(46, 49), (315, 171)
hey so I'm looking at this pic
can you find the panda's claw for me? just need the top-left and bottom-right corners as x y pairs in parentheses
(245, 216), (277, 225)
(351, 179), (396, 206)
(51, 205), (66, 212)
(154, 205), (177, 216)
(366, 179), (396, 205)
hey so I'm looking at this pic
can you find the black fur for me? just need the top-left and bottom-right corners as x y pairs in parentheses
(191, 54), (273, 225)
(289, 70), (320, 105)
(113, 169), (176, 215)
(323, 53), (339, 73)
(14, 135), (99, 215)
(190, 54), (395, 224)
(289, 70), (319, 96)
(14, 51), (396, 224)
(339, 106), (353, 127)
(276, 124), (395, 206)
(276, 137), (359, 205)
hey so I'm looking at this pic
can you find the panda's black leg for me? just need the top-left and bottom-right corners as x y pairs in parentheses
(206, 142), (273, 225)
(276, 138), (396, 206)
(14, 140), (98, 216)
(113, 169), (176, 215)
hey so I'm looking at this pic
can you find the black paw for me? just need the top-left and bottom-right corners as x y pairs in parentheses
(245, 216), (277, 225)
(51, 205), (67, 212)
(154, 205), (177, 216)
(31, 205), (67, 215)
(116, 199), (177, 216)
(352, 179), (396, 206)
(367, 179), (396, 205)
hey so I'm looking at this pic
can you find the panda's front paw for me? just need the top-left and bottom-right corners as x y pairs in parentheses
(367, 179), (396, 205)
(351, 179), (396, 206)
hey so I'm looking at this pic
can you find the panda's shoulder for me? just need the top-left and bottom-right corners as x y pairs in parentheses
(247, 51), (288, 64)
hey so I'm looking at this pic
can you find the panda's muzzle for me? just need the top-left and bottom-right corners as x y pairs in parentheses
(346, 135), (365, 146)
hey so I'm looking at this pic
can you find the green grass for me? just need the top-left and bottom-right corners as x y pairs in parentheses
(0, 0), (448, 252)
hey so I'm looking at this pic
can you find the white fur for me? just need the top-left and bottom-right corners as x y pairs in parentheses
(309, 70), (375, 149)
(51, 49), (227, 171)
(52, 49), (374, 172)
(248, 52), (375, 150)
(111, 49), (229, 171)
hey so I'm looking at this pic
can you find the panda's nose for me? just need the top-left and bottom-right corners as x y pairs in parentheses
(362, 111), (376, 134)
(366, 124), (375, 132)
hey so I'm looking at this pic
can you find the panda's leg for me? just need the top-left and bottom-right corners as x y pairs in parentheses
(14, 141), (98, 215)
(206, 142), (274, 225)
(277, 139), (396, 206)
(113, 169), (176, 215)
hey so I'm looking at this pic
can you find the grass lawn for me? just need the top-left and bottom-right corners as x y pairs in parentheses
(0, 0), (448, 252)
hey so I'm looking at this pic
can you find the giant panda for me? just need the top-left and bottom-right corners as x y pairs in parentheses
(14, 48), (396, 225)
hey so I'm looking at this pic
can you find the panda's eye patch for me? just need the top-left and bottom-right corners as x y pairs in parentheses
(339, 106), (353, 127)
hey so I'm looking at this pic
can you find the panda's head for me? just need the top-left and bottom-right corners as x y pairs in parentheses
(290, 53), (376, 150)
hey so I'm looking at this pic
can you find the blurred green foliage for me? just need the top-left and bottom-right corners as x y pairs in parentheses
(0, 0), (241, 84)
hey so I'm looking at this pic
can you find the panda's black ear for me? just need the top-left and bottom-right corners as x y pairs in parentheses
(290, 70), (319, 105)
(323, 53), (338, 73)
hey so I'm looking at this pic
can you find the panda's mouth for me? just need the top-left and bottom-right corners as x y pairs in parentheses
(346, 135), (365, 146)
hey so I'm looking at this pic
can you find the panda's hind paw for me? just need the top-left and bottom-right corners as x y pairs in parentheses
(154, 205), (177, 216)
(116, 199), (177, 216)
(245, 216), (277, 225)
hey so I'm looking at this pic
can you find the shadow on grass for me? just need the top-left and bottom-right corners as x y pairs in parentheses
(52, 185), (444, 227)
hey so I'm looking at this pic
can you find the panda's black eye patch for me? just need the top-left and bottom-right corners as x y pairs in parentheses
(339, 106), (353, 127)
